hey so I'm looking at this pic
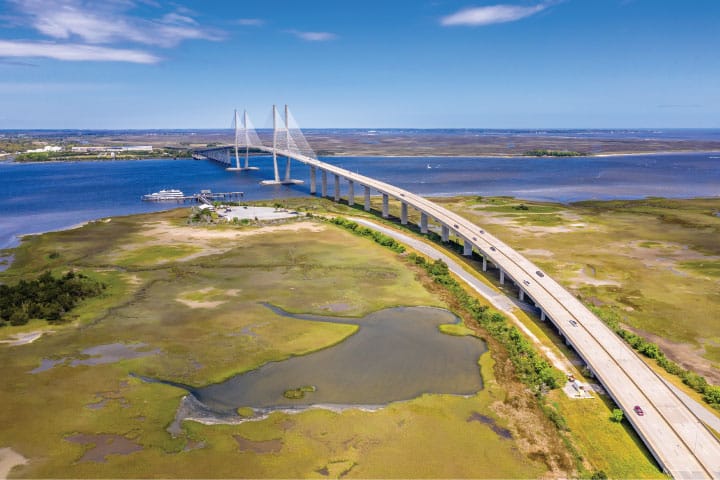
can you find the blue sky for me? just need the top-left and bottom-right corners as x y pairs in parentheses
(0, 0), (718, 129)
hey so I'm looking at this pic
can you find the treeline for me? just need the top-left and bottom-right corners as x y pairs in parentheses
(592, 306), (720, 410)
(14, 149), (191, 162)
(524, 150), (585, 157)
(0, 271), (105, 326)
(408, 253), (566, 391)
(328, 217), (406, 253)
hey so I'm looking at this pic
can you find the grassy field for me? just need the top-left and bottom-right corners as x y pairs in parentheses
(429, 196), (720, 385)
(0, 206), (563, 478)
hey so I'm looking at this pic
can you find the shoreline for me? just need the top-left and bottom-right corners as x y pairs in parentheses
(327, 149), (720, 158)
(3, 192), (720, 254)
(3, 150), (720, 163)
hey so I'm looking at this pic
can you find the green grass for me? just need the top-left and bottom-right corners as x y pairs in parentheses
(0, 204), (554, 478)
(550, 391), (665, 479)
(438, 323), (476, 336)
(442, 196), (720, 364)
(680, 260), (720, 278)
(116, 244), (201, 267)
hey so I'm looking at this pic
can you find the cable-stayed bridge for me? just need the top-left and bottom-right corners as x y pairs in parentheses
(195, 106), (720, 480)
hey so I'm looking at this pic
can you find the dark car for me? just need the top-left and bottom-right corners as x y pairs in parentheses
(536, 270), (545, 277)
(523, 280), (531, 286)
(633, 405), (644, 416)
(490, 246), (496, 251)
(453, 224), (459, 229)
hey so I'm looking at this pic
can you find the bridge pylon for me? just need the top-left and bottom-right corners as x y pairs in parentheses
(226, 108), (261, 172)
(260, 104), (304, 185)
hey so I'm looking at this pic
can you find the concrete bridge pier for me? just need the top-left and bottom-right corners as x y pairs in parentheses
(519, 290), (525, 301)
(482, 256), (487, 271)
(382, 194), (389, 218)
(401, 203), (408, 225)
(420, 212), (428, 234)
(463, 239), (472, 256)
(310, 167), (317, 194)
(321, 170), (327, 197)
(540, 310), (546, 321)
(441, 225), (449, 242)
(364, 186), (371, 211)
(499, 270), (505, 284)
(334, 175), (340, 202)
(348, 180), (355, 206)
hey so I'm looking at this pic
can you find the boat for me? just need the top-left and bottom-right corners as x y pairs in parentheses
(142, 189), (185, 201)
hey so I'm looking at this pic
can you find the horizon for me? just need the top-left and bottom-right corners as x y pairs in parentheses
(5, 127), (720, 133)
(1, 0), (719, 129)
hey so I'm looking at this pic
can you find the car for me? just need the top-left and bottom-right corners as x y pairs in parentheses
(569, 320), (578, 327)
(633, 405), (644, 416)
(472, 237), (477, 241)
(490, 246), (496, 251)
(536, 270), (545, 277)
(523, 280), (531, 286)
(453, 224), (459, 228)
(400, 193), (405, 197)
(479, 229), (485, 234)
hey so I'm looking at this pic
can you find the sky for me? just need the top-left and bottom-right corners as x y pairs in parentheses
(0, 0), (718, 129)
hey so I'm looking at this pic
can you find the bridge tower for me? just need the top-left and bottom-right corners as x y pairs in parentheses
(261, 104), (304, 185)
(226, 109), (260, 171)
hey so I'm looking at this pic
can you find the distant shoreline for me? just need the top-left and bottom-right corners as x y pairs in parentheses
(6, 150), (720, 163)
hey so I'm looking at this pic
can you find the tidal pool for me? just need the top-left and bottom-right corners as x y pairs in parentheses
(190, 305), (487, 415)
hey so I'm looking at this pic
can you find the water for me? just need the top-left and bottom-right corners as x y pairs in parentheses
(1, 152), (719, 249)
(190, 306), (486, 415)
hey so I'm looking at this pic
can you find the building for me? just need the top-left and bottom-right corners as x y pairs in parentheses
(25, 146), (62, 153)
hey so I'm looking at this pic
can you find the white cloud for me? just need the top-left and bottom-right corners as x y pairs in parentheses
(0, 40), (160, 63)
(235, 18), (264, 26)
(9, 0), (222, 48)
(287, 30), (336, 41)
(441, 4), (547, 26)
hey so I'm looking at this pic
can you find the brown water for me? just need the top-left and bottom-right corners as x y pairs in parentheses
(192, 305), (486, 415)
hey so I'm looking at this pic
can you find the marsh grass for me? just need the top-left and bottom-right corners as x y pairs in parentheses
(441, 196), (720, 373)
(0, 205), (551, 478)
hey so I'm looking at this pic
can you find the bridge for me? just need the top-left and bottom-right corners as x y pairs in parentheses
(196, 106), (720, 479)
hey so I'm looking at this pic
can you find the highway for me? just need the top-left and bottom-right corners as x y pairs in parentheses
(248, 146), (720, 479)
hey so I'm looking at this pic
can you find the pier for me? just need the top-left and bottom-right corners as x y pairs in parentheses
(141, 190), (244, 203)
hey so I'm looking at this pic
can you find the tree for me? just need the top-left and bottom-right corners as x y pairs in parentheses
(610, 408), (624, 423)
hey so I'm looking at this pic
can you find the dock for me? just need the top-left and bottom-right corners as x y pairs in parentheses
(141, 190), (244, 203)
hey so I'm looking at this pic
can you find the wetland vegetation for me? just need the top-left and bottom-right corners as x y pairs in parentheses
(437, 195), (720, 398)
(0, 198), (669, 478)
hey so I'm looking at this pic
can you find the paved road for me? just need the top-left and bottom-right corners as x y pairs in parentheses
(206, 145), (720, 479)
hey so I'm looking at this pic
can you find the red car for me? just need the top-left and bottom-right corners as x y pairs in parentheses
(634, 405), (644, 416)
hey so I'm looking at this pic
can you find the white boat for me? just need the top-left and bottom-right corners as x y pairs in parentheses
(142, 189), (185, 201)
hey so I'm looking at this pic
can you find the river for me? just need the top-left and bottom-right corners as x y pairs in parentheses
(1, 152), (718, 249)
